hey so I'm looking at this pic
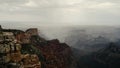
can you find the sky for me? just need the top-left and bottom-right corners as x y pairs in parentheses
(0, 0), (120, 26)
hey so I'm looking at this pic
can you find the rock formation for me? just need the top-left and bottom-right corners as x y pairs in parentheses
(0, 26), (41, 68)
(0, 25), (74, 68)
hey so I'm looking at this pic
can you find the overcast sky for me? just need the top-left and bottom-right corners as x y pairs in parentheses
(0, 0), (120, 26)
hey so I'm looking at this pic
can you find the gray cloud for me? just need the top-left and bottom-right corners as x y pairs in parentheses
(0, 0), (120, 26)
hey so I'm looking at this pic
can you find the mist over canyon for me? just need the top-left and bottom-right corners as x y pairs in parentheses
(39, 25), (120, 53)
(1, 23), (120, 68)
(1, 23), (120, 52)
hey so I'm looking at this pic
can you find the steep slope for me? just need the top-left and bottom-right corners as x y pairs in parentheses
(94, 42), (120, 68)
(30, 35), (76, 68)
(76, 42), (120, 68)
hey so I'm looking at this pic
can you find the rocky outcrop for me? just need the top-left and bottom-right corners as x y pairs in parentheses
(16, 32), (31, 44)
(26, 28), (38, 36)
(16, 28), (42, 44)
(0, 26), (41, 68)
(0, 25), (75, 68)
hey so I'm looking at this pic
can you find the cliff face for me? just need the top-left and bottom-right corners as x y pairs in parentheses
(0, 30), (41, 68)
(0, 26), (75, 68)
(31, 39), (75, 68)
(28, 32), (75, 68)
